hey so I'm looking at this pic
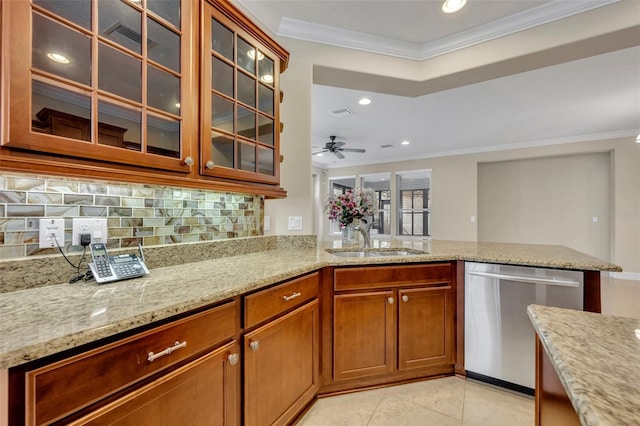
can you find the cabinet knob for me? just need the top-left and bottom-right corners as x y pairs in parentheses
(250, 341), (260, 352)
(183, 156), (194, 166)
(387, 297), (394, 304)
(228, 353), (239, 365)
(402, 295), (409, 303)
(205, 160), (215, 169)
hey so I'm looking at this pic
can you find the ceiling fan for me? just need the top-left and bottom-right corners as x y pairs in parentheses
(312, 136), (366, 159)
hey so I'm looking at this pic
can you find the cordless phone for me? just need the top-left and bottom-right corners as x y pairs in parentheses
(88, 243), (149, 284)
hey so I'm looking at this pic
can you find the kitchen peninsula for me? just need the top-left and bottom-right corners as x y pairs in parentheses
(0, 238), (620, 369)
(0, 238), (621, 424)
(529, 305), (640, 426)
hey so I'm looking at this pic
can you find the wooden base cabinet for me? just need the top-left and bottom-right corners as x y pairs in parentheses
(333, 291), (395, 381)
(244, 299), (320, 426)
(70, 342), (241, 426)
(242, 272), (320, 425)
(331, 264), (455, 388)
(8, 300), (240, 425)
(398, 287), (453, 371)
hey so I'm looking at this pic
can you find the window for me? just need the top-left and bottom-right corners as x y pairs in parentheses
(397, 171), (431, 237)
(360, 173), (390, 235)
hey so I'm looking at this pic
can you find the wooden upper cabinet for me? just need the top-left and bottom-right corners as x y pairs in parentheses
(0, 0), (290, 197)
(200, 0), (288, 185)
(1, 0), (195, 173)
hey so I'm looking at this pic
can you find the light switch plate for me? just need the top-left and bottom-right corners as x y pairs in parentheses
(288, 216), (303, 231)
(72, 218), (108, 245)
(264, 215), (271, 231)
(39, 218), (65, 248)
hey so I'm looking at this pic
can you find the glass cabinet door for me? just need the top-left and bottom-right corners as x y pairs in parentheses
(201, 2), (281, 184)
(4, 0), (193, 172)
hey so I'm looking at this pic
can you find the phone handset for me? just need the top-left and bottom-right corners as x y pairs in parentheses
(89, 243), (117, 283)
(89, 243), (149, 284)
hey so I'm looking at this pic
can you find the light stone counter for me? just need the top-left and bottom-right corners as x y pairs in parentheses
(528, 305), (640, 426)
(0, 238), (621, 370)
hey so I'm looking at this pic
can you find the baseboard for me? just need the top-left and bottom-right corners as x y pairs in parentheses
(609, 271), (640, 281)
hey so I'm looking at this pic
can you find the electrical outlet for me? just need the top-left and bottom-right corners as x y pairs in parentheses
(39, 218), (65, 248)
(72, 218), (108, 246)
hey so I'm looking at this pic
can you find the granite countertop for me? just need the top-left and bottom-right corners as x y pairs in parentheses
(528, 305), (640, 426)
(0, 238), (621, 370)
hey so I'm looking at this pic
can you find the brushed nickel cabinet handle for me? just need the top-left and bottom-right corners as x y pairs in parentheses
(282, 291), (301, 301)
(228, 353), (239, 366)
(402, 295), (409, 302)
(250, 341), (260, 352)
(147, 341), (187, 362)
(387, 297), (394, 304)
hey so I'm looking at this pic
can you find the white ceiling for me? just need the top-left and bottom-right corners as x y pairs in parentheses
(236, 0), (640, 169)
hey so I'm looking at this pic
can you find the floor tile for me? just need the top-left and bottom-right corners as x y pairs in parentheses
(385, 376), (466, 420)
(299, 377), (535, 426)
(368, 394), (461, 426)
(297, 387), (386, 426)
(462, 380), (534, 426)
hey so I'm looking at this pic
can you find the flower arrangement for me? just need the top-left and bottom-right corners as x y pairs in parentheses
(324, 188), (378, 228)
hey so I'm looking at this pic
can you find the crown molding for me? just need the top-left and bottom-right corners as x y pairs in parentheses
(272, 0), (620, 60)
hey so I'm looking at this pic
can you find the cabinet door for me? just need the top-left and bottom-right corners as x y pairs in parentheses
(70, 341), (241, 426)
(244, 299), (319, 426)
(398, 286), (453, 370)
(2, 0), (194, 172)
(200, 1), (284, 185)
(334, 291), (395, 381)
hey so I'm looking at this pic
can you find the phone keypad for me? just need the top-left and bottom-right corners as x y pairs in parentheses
(113, 263), (143, 278)
(95, 262), (113, 278)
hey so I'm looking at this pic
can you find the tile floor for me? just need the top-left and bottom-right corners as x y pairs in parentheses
(298, 377), (534, 426)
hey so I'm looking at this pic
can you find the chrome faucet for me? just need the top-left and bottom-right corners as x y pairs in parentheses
(358, 217), (374, 248)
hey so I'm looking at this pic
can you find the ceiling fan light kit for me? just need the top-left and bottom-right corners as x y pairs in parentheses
(313, 136), (366, 159)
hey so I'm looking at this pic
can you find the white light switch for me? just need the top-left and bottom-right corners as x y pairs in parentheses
(288, 216), (303, 231)
(470, 215), (476, 223)
(592, 216), (598, 223)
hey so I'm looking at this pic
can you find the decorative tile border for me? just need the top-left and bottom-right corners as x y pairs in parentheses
(0, 172), (264, 260)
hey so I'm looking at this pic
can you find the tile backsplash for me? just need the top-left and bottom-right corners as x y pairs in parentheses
(0, 173), (264, 260)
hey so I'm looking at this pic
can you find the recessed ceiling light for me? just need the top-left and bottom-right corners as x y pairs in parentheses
(442, 0), (467, 14)
(248, 49), (264, 60)
(401, 140), (410, 145)
(317, 153), (324, 157)
(358, 97), (372, 106)
(47, 52), (69, 64)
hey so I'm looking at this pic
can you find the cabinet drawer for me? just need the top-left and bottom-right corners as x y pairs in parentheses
(244, 272), (319, 328)
(26, 300), (238, 426)
(334, 263), (451, 291)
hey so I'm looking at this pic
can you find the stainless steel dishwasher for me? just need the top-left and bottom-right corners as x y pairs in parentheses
(464, 262), (583, 394)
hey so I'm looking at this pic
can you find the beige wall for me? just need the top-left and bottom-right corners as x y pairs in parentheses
(322, 137), (639, 272)
(478, 152), (611, 261)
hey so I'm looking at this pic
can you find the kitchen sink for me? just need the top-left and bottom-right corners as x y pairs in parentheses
(327, 248), (425, 257)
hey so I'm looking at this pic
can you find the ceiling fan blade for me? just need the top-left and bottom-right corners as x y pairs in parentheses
(332, 141), (345, 148)
(312, 149), (329, 155)
(333, 151), (345, 159)
(339, 148), (366, 153)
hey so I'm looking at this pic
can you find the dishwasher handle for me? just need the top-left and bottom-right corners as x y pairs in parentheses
(467, 270), (580, 287)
